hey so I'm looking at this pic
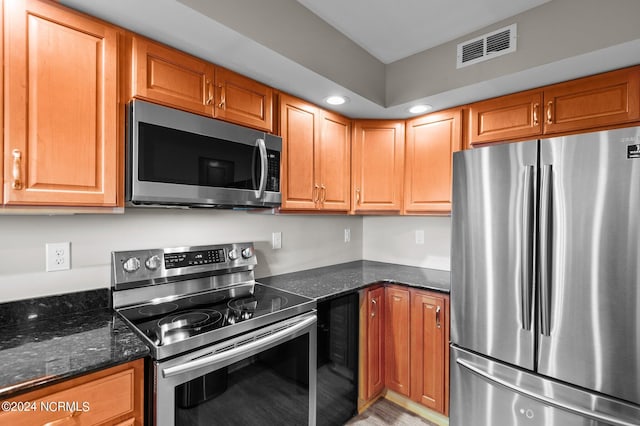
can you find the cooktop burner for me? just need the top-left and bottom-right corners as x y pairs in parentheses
(118, 283), (313, 357)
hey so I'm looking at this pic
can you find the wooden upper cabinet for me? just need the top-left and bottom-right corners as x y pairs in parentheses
(215, 67), (273, 132)
(130, 36), (273, 131)
(468, 91), (543, 146)
(410, 289), (449, 415)
(131, 35), (214, 116)
(317, 110), (351, 211)
(352, 120), (405, 213)
(468, 65), (640, 146)
(280, 95), (317, 210)
(543, 66), (640, 134)
(4, 0), (119, 206)
(384, 285), (411, 397)
(279, 94), (350, 211)
(404, 108), (462, 214)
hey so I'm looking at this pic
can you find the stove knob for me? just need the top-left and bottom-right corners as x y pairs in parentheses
(228, 249), (239, 261)
(123, 257), (141, 273)
(241, 247), (254, 259)
(145, 255), (161, 271)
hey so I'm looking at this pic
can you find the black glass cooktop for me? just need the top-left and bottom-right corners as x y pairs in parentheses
(118, 283), (312, 349)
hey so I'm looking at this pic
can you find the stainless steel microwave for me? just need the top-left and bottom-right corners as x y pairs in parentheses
(126, 100), (281, 208)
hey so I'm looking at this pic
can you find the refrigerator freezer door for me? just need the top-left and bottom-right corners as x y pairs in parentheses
(538, 128), (640, 405)
(450, 345), (640, 426)
(451, 141), (537, 369)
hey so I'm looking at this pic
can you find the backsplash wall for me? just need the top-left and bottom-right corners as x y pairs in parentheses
(362, 216), (451, 271)
(0, 209), (363, 303)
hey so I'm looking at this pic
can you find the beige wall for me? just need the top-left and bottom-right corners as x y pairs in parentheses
(0, 209), (363, 302)
(386, 0), (640, 106)
(362, 216), (451, 271)
(0, 210), (456, 303)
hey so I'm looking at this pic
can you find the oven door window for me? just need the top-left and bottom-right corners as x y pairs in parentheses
(175, 334), (310, 425)
(138, 122), (265, 190)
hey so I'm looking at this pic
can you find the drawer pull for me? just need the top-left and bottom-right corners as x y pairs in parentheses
(42, 409), (82, 426)
(12, 149), (23, 190)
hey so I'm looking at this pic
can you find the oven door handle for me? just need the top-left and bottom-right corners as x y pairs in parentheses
(162, 314), (317, 379)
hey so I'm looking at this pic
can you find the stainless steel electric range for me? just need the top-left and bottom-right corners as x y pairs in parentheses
(112, 242), (317, 426)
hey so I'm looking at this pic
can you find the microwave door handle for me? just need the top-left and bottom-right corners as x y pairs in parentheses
(255, 138), (268, 199)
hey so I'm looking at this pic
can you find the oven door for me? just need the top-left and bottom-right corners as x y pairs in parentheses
(155, 312), (317, 426)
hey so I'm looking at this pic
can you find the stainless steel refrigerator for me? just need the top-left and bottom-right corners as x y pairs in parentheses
(450, 127), (640, 426)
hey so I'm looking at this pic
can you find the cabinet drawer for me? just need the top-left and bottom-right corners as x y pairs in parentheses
(0, 362), (142, 426)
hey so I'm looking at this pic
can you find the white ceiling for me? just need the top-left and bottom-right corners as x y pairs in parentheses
(296, 0), (551, 63)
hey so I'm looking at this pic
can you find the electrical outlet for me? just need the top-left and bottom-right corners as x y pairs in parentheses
(272, 232), (282, 249)
(344, 228), (351, 243)
(415, 230), (425, 245)
(46, 242), (71, 272)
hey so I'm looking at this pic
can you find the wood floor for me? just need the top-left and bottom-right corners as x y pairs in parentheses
(344, 399), (438, 426)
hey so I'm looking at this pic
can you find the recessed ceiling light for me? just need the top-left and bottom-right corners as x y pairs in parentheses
(408, 104), (432, 114)
(325, 95), (348, 106)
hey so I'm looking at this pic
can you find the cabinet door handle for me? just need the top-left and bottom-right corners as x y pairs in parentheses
(546, 100), (553, 124)
(313, 184), (320, 204)
(533, 103), (539, 126)
(371, 298), (377, 317)
(12, 149), (23, 190)
(320, 185), (326, 203)
(42, 410), (82, 426)
(218, 84), (226, 109)
(355, 188), (361, 205)
(436, 306), (441, 329)
(205, 79), (213, 105)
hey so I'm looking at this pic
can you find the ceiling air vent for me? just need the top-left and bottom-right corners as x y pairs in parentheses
(457, 24), (517, 69)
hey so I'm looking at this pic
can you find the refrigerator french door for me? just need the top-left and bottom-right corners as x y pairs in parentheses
(450, 127), (640, 426)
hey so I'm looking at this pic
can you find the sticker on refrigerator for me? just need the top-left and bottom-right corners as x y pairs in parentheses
(628, 144), (640, 159)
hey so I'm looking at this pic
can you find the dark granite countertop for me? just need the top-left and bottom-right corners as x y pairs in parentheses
(0, 289), (149, 398)
(259, 260), (450, 301)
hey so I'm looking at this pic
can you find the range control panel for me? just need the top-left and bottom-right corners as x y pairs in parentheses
(111, 242), (256, 290)
(164, 248), (226, 269)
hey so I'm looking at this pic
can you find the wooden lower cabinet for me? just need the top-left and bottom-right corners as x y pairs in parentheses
(410, 289), (449, 415)
(360, 285), (449, 416)
(0, 359), (144, 426)
(384, 286), (410, 397)
(359, 285), (385, 409)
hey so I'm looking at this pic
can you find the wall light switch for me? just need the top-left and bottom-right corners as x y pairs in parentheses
(415, 230), (425, 245)
(344, 228), (351, 243)
(272, 232), (282, 249)
(46, 242), (71, 271)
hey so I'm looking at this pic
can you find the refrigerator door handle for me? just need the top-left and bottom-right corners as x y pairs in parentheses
(456, 357), (639, 426)
(520, 165), (535, 331)
(539, 164), (553, 337)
